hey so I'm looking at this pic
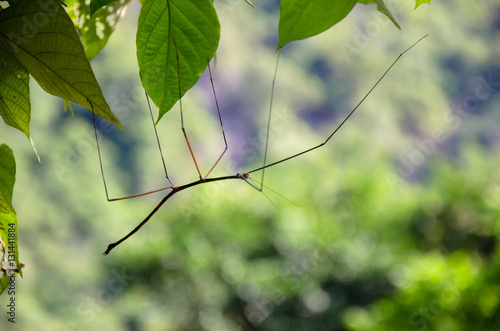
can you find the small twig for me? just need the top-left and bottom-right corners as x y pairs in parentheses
(244, 0), (256, 9)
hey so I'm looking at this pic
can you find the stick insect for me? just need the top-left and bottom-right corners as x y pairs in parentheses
(93, 35), (428, 255)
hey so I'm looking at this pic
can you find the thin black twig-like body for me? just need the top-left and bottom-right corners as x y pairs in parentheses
(103, 173), (247, 255)
(98, 35), (428, 255)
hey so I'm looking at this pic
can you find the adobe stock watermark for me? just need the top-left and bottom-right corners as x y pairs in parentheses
(386, 71), (500, 188)
(1, 0), (62, 54)
(2, 225), (19, 324)
(50, 86), (145, 182)
(341, 0), (404, 63)
(213, 0), (254, 17)
(408, 279), (461, 330)
(177, 105), (296, 222)
(235, 241), (338, 328)
(232, 198), (357, 328)
(64, 268), (135, 331)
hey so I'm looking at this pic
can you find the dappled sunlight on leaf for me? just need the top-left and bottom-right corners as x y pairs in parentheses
(66, 0), (130, 60)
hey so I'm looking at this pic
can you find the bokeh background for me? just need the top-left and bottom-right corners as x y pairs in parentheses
(1, 0), (500, 330)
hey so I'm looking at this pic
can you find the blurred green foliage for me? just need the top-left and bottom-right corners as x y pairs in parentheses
(0, 0), (499, 330)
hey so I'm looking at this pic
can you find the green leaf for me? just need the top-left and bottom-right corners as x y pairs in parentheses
(278, 0), (358, 49)
(0, 144), (15, 218)
(358, 0), (401, 30)
(415, 0), (432, 9)
(137, 0), (220, 123)
(0, 189), (8, 214)
(0, 0), (122, 129)
(66, 0), (130, 60)
(0, 144), (22, 281)
(0, 40), (30, 139)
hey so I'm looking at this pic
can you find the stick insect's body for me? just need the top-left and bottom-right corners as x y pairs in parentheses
(95, 35), (428, 255)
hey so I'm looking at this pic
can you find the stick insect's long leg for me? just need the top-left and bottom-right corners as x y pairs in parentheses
(145, 91), (175, 187)
(236, 47), (282, 193)
(171, 36), (204, 180)
(203, 63), (228, 179)
(92, 108), (173, 202)
(246, 34), (429, 175)
(255, 48), (282, 192)
(171, 36), (229, 180)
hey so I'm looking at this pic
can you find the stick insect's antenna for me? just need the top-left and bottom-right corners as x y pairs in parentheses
(247, 34), (429, 175)
(248, 176), (299, 207)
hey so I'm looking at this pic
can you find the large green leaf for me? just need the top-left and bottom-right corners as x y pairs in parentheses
(137, 0), (220, 123)
(278, 0), (358, 49)
(358, 0), (401, 30)
(0, 40), (30, 139)
(0, 0), (122, 129)
(0, 144), (22, 288)
(67, 0), (131, 60)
